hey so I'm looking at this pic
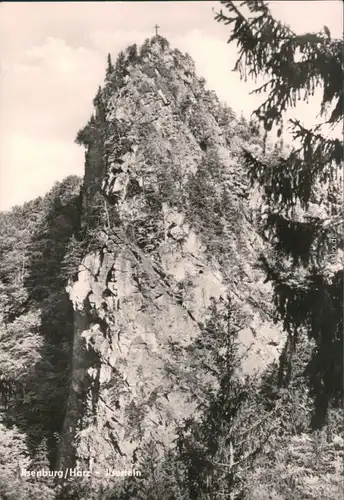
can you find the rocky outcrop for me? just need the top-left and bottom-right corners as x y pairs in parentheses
(58, 36), (284, 479)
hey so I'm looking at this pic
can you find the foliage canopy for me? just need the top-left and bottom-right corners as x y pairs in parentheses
(215, 0), (343, 427)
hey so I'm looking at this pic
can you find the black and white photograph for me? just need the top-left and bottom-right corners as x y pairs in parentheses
(0, 1), (343, 499)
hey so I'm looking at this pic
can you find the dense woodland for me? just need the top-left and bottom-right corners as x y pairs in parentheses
(0, 2), (342, 499)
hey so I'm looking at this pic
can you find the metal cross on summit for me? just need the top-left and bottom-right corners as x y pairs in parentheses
(154, 24), (160, 36)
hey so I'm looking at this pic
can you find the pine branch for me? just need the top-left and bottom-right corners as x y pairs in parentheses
(215, 1), (343, 129)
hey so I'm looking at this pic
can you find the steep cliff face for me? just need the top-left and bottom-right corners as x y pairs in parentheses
(58, 36), (284, 477)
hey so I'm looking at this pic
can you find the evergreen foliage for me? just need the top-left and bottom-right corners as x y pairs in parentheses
(153, 35), (170, 51)
(0, 176), (82, 469)
(127, 43), (139, 64)
(244, 337), (344, 500)
(0, 423), (56, 500)
(185, 149), (246, 271)
(176, 298), (273, 499)
(214, 0), (343, 428)
(106, 54), (114, 77)
(104, 50), (130, 92)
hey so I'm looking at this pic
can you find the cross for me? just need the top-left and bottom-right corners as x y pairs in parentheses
(154, 24), (160, 36)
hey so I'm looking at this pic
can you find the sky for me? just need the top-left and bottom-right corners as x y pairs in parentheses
(0, 0), (342, 211)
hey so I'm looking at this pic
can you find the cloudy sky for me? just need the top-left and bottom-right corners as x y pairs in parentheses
(0, 1), (342, 210)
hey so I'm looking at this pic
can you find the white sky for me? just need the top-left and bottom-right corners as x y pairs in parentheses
(0, 1), (342, 211)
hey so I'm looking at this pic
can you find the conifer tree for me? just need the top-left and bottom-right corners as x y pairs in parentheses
(177, 298), (273, 499)
(214, 0), (343, 428)
(127, 43), (138, 63)
(106, 53), (114, 76)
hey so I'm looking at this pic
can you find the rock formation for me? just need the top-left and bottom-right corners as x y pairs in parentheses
(57, 35), (284, 481)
